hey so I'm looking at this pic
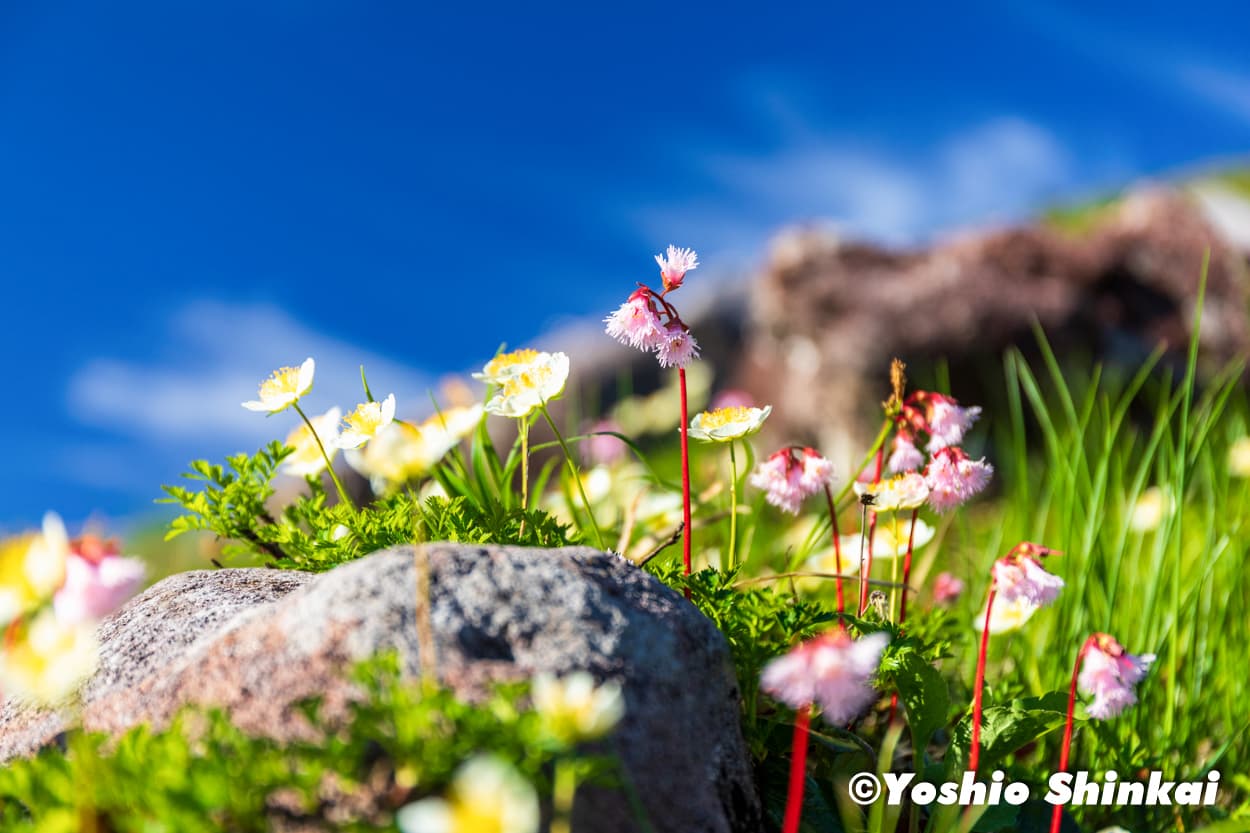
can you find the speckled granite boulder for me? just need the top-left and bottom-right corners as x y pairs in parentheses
(0, 545), (760, 833)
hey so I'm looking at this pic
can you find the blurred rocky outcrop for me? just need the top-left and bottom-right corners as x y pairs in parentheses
(735, 186), (1250, 459)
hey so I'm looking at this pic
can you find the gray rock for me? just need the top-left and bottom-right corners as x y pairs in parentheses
(0, 545), (760, 833)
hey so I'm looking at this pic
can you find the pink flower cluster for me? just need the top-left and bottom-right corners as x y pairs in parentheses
(887, 392), (982, 473)
(1078, 634), (1155, 719)
(924, 447), (994, 513)
(53, 536), (146, 625)
(991, 543), (1064, 606)
(760, 629), (890, 725)
(604, 246), (700, 368)
(749, 447), (835, 514)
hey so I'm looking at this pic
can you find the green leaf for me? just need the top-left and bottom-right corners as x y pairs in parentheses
(945, 692), (1074, 776)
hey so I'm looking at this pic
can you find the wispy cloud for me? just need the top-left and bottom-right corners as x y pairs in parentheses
(636, 115), (1128, 253)
(67, 300), (433, 446)
(1174, 62), (1250, 126)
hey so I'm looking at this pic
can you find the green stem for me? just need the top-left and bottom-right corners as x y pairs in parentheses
(541, 403), (606, 549)
(293, 403), (355, 511)
(551, 758), (579, 833)
(889, 511), (900, 621)
(834, 416), (894, 508)
(727, 441), (739, 572)
(519, 417), (530, 511)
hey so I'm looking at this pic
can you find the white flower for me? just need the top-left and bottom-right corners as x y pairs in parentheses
(0, 609), (98, 705)
(532, 671), (625, 744)
(1229, 436), (1250, 478)
(0, 513), (70, 626)
(473, 348), (544, 385)
(282, 407), (342, 476)
(837, 518), (935, 561)
(484, 352), (570, 418)
(242, 358), (315, 413)
(346, 404), (483, 493)
(973, 595), (1039, 634)
(688, 405), (771, 443)
(1127, 486), (1172, 533)
(337, 394), (397, 449)
(396, 756), (539, 833)
(857, 473), (930, 512)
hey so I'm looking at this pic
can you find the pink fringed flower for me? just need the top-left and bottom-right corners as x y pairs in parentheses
(1078, 635), (1155, 720)
(604, 291), (665, 351)
(991, 544), (1064, 607)
(798, 448), (835, 493)
(655, 322), (699, 368)
(932, 572), (965, 605)
(750, 450), (806, 514)
(924, 447), (993, 512)
(655, 244), (699, 292)
(750, 448), (833, 514)
(53, 540), (146, 625)
(924, 395), (982, 452)
(584, 419), (627, 467)
(761, 629), (890, 724)
(887, 431), (925, 474)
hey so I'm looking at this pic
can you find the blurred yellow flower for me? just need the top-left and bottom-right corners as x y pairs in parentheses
(473, 348), (543, 386)
(973, 595), (1039, 634)
(1127, 486), (1172, 533)
(1229, 437), (1250, 478)
(0, 609), (98, 705)
(337, 394), (397, 449)
(396, 756), (539, 833)
(281, 407), (342, 477)
(242, 357), (315, 413)
(532, 671), (625, 744)
(0, 513), (69, 626)
(838, 517), (936, 561)
(484, 352), (570, 418)
(688, 405), (771, 442)
(347, 404), (483, 493)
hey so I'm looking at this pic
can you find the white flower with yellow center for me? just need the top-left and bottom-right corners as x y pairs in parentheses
(854, 472), (930, 512)
(347, 404), (483, 493)
(396, 756), (539, 833)
(0, 609), (98, 705)
(837, 517), (936, 561)
(688, 405), (772, 443)
(973, 595), (1039, 634)
(484, 352), (570, 419)
(0, 513), (69, 626)
(473, 348), (543, 386)
(532, 671), (625, 744)
(336, 394), (397, 449)
(281, 407), (342, 477)
(242, 358), (315, 413)
(1230, 437), (1250, 478)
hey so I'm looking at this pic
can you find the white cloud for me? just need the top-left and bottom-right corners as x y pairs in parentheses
(1174, 62), (1250, 125)
(636, 116), (1110, 252)
(67, 300), (433, 445)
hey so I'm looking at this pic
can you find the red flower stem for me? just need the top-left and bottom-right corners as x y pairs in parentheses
(898, 508), (919, 625)
(823, 483), (845, 614)
(782, 704), (812, 833)
(1051, 637), (1095, 833)
(679, 368), (692, 583)
(969, 585), (997, 774)
(858, 448), (885, 615)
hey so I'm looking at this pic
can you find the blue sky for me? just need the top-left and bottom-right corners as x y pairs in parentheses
(2, 0), (1248, 531)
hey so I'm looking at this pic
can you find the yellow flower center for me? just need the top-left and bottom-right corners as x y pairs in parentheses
(701, 406), (751, 429)
(483, 349), (541, 379)
(259, 365), (302, 398)
(345, 402), (386, 435)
